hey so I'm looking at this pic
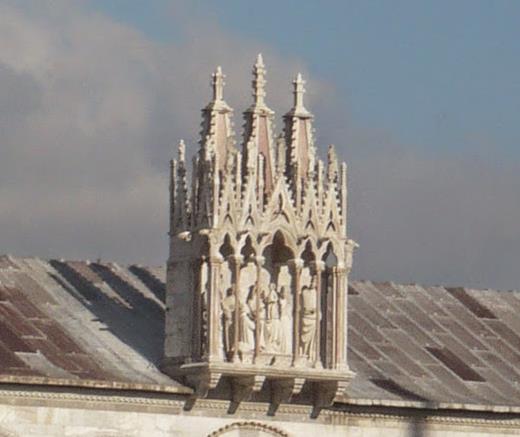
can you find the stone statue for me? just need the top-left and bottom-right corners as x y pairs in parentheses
(264, 283), (281, 353)
(221, 287), (235, 358)
(300, 278), (318, 358)
(237, 286), (256, 356)
(278, 286), (292, 354)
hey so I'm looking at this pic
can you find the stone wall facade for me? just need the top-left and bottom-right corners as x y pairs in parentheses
(0, 388), (518, 437)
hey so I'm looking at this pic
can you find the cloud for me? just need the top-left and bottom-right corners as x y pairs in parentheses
(0, 1), (323, 265)
(0, 1), (518, 291)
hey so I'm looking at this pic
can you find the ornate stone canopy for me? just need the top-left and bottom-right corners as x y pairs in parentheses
(163, 55), (357, 415)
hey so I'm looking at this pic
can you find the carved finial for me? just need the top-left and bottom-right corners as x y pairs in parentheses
(253, 53), (267, 107)
(178, 140), (186, 162)
(212, 66), (225, 102)
(276, 133), (286, 175)
(256, 53), (264, 68)
(293, 73), (306, 112)
(327, 144), (338, 181)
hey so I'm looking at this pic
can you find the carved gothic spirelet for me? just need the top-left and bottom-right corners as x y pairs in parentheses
(163, 55), (357, 414)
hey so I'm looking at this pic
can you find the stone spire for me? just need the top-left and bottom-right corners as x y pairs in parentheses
(243, 54), (275, 194)
(292, 73), (309, 116)
(212, 66), (225, 102)
(200, 65), (235, 170)
(283, 73), (316, 202)
(170, 139), (190, 233)
(252, 53), (267, 108)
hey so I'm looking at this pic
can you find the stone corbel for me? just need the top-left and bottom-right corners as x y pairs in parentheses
(185, 371), (222, 399)
(311, 379), (349, 418)
(228, 375), (261, 413)
(268, 377), (306, 416)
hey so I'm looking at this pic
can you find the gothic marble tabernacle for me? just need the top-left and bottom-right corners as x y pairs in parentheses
(162, 55), (357, 412)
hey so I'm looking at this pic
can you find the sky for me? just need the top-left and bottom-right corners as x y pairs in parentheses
(0, 0), (518, 290)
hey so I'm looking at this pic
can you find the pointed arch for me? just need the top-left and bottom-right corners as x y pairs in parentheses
(262, 231), (294, 264)
(219, 233), (235, 258)
(301, 239), (316, 264)
(207, 421), (289, 437)
(240, 234), (256, 260)
(322, 241), (338, 267)
(259, 229), (297, 258)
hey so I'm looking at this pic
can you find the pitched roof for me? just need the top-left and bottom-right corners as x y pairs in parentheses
(0, 255), (519, 410)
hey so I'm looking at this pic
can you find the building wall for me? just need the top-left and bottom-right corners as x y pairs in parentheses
(0, 388), (518, 437)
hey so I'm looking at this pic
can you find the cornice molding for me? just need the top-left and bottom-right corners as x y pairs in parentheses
(0, 375), (191, 395)
(0, 388), (518, 429)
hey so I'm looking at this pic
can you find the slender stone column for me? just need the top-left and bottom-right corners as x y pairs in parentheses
(193, 256), (204, 360)
(328, 266), (338, 369)
(334, 264), (349, 369)
(289, 258), (303, 366)
(229, 254), (244, 363)
(311, 260), (325, 368)
(253, 255), (266, 362)
(207, 254), (224, 362)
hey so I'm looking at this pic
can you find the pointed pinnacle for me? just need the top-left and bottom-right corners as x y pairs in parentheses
(212, 66), (225, 101)
(178, 139), (186, 161)
(293, 73), (306, 111)
(256, 53), (264, 68)
(253, 54), (267, 107)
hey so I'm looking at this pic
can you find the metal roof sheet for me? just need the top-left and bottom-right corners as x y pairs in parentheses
(0, 255), (519, 408)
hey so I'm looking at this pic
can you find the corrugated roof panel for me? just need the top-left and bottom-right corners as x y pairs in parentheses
(347, 311), (386, 343)
(426, 347), (485, 382)
(446, 287), (497, 319)
(0, 318), (36, 353)
(11, 272), (57, 305)
(348, 294), (396, 330)
(66, 261), (104, 285)
(406, 286), (450, 317)
(484, 319), (520, 352)
(1, 255), (520, 407)
(371, 282), (403, 298)
(6, 288), (45, 319)
(377, 344), (427, 378)
(370, 378), (428, 402)
(128, 265), (166, 303)
(0, 342), (27, 369)
(32, 320), (83, 354)
(386, 313), (439, 347)
(49, 260), (102, 302)
(433, 316), (489, 351)
(432, 332), (483, 367)
(349, 329), (382, 360)
(0, 303), (44, 338)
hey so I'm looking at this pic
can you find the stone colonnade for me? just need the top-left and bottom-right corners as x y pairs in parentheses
(195, 231), (349, 371)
